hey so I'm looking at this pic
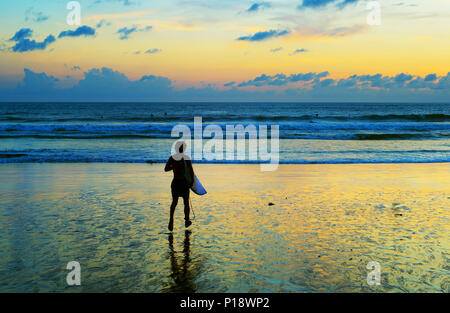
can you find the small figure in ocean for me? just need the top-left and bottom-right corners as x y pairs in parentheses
(165, 141), (194, 231)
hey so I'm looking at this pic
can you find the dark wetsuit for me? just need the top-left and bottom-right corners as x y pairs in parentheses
(165, 156), (194, 198)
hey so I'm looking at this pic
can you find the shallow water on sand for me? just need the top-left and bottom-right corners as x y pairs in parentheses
(0, 163), (449, 292)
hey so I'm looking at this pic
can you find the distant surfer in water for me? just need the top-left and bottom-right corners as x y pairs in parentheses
(165, 141), (194, 231)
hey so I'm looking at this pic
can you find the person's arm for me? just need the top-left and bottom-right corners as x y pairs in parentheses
(187, 160), (194, 186)
(164, 157), (173, 172)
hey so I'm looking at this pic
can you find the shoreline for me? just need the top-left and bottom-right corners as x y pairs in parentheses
(1, 160), (450, 164)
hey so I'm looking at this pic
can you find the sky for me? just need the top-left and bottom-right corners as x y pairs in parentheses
(0, 0), (449, 101)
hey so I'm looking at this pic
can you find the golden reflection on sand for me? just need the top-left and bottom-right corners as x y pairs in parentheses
(0, 163), (448, 292)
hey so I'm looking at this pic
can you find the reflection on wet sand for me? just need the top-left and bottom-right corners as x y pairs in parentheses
(164, 230), (201, 293)
(0, 163), (448, 292)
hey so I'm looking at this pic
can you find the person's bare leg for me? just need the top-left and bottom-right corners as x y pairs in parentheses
(183, 195), (192, 228)
(168, 197), (178, 231)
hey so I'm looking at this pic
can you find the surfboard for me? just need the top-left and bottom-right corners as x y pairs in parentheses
(191, 175), (207, 195)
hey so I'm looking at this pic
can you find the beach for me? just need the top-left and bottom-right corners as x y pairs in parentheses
(0, 163), (448, 292)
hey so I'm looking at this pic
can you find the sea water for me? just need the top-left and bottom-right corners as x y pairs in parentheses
(0, 102), (449, 163)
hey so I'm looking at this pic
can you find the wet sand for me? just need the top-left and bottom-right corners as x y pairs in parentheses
(0, 163), (449, 292)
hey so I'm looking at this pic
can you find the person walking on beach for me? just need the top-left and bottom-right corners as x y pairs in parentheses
(165, 141), (194, 231)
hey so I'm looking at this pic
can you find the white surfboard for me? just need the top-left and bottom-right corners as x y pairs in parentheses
(191, 175), (207, 195)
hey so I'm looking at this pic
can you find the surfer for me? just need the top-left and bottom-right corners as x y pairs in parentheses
(165, 141), (194, 231)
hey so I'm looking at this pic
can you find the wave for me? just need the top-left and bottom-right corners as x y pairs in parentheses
(2, 146), (449, 164)
(0, 133), (447, 140)
(359, 114), (450, 122)
(1, 113), (449, 141)
(1, 121), (449, 133)
(2, 113), (449, 123)
(0, 116), (185, 123)
(254, 113), (450, 122)
(1, 156), (449, 164)
(0, 153), (29, 159)
(352, 133), (434, 140)
(0, 134), (164, 139)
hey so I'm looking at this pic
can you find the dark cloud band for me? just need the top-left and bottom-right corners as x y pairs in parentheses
(237, 29), (290, 41)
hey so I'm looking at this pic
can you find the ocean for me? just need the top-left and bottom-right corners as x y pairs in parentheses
(0, 102), (449, 164)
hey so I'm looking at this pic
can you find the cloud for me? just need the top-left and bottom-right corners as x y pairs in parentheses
(270, 47), (283, 53)
(234, 71), (450, 93)
(238, 72), (329, 87)
(9, 28), (33, 42)
(287, 23), (367, 40)
(6, 26), (95, 53)
(64, 64), (82, 71)
(96, 19), (112, 28)
(298, 0), (360, 10)
(8, 28), (55, 53)
(318, 78), (335, 87)
(247, 2), (271, 13)
(325, 24), (367, 37)
(117, 25), (152, 40)
(145, 48), (161, 54)
(56, 67), (172, 100)
(434, 72), (450, 90)
(18, 69), (59, 91)
(58, 26), (96, 38)
(1, 68), (449, 102)
(290, 48), (308, 55)
(93, 0), (137, 6)
(336, 0), (359, 9)
(424, 74), (437, 82)
(131, 48), (161, 55)
(237, 29), (290, 41)
(393, 2), (418, 7)
(394, 73), (413, 84)
(238, 73), (285, 87)
(290, 72), (329, 82)
(330, 72), (441, 90)
(25, 8), (49, 23)
(298, 0), (336, 9)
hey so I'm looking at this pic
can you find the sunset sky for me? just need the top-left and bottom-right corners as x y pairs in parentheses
(0, 0), (449, 101)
